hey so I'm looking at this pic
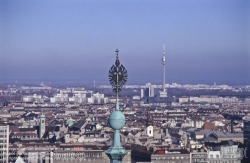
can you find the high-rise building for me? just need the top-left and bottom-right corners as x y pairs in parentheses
(159, 43), (167, 97)
(141, 84), (155, 98)
(149, 85), (154, 97)
(242, 118), (250, 163)
(0, 125), (9, 163)
(140, 89), (144, 98)
(243, 117), (250, 145)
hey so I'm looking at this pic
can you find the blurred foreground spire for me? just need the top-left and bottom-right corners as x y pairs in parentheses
(105, 49), (128, 163)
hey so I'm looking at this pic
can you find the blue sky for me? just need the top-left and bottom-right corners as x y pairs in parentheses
(0, 0), (249, 85)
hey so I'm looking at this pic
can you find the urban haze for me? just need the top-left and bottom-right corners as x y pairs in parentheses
(0, 0), (250, 163)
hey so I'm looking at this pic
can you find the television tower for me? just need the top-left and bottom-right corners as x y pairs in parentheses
(159, 43), (167, 97)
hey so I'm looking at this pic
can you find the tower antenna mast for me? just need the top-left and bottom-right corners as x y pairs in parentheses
(159, 43), (167, 97)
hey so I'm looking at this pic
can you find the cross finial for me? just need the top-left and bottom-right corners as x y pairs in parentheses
(115, 49), (119, 58)
(109, 49), (128, 94)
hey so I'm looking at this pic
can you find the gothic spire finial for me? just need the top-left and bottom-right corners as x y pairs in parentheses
(109, 49), (128, 94)
(115, 49), (119, 56)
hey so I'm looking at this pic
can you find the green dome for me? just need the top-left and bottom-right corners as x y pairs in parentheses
(68, 121), (74, 127)
(108, 111), (125, 130)
(40, 114), (45, 118)
(66, 118), (74, 127)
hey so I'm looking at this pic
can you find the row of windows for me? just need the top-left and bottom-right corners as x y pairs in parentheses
(54, 152), (102, 158)
(154, 156), (189, 160)
(193, 158), (207, 161)
(192, 154), (207, 158)
(155, 161), (189, 163)
(0, 140), (7, 143)
(209, 161), (240, 163)
(24, 147), (57, 150)
(61, 148), (93, 151)
(0, 156), (5, 159)
(12, 136), (37, 138)
(210, 154), (220, 158)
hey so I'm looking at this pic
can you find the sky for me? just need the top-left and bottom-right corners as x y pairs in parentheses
(0, 0), (249, 85)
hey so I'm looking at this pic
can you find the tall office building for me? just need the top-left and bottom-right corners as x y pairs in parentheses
(140, 89), (144, 98)
(243, 117), (250, 145)
(149, 85), (155, 97)
(159, 43), (167, 97)
(141, 84), (155, 98)
(242, 118), (250, 163)
(0, 125), (9, 163)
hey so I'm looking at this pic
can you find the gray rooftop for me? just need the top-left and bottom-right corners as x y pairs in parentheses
(70, 120), (86, 129)
(195, 130), (243, 138)
(213, 131), (243, 138)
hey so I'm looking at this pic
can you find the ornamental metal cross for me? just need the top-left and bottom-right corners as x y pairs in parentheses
(109, 49), (128, 94)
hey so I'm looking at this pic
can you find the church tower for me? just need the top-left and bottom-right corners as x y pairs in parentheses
(39, 114), (46, 139)
(146, 106), (153, 137)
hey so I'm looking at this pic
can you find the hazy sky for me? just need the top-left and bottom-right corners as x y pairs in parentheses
(0, 0), (249, 85)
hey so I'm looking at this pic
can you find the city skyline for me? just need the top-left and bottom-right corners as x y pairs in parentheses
(0, 0), (249, 85)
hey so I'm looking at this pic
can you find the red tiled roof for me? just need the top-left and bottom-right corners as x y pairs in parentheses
(202, 122), (217, 130)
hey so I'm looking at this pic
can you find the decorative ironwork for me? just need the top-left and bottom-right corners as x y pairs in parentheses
(109, 49), (128, 94)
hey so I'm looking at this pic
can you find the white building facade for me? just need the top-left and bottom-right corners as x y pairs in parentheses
(0, 125), (9, 163)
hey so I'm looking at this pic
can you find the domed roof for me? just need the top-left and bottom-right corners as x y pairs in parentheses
(40, 114), (45, 118)
(66, 118), (74, 127)
(68, 121), (74, 127)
